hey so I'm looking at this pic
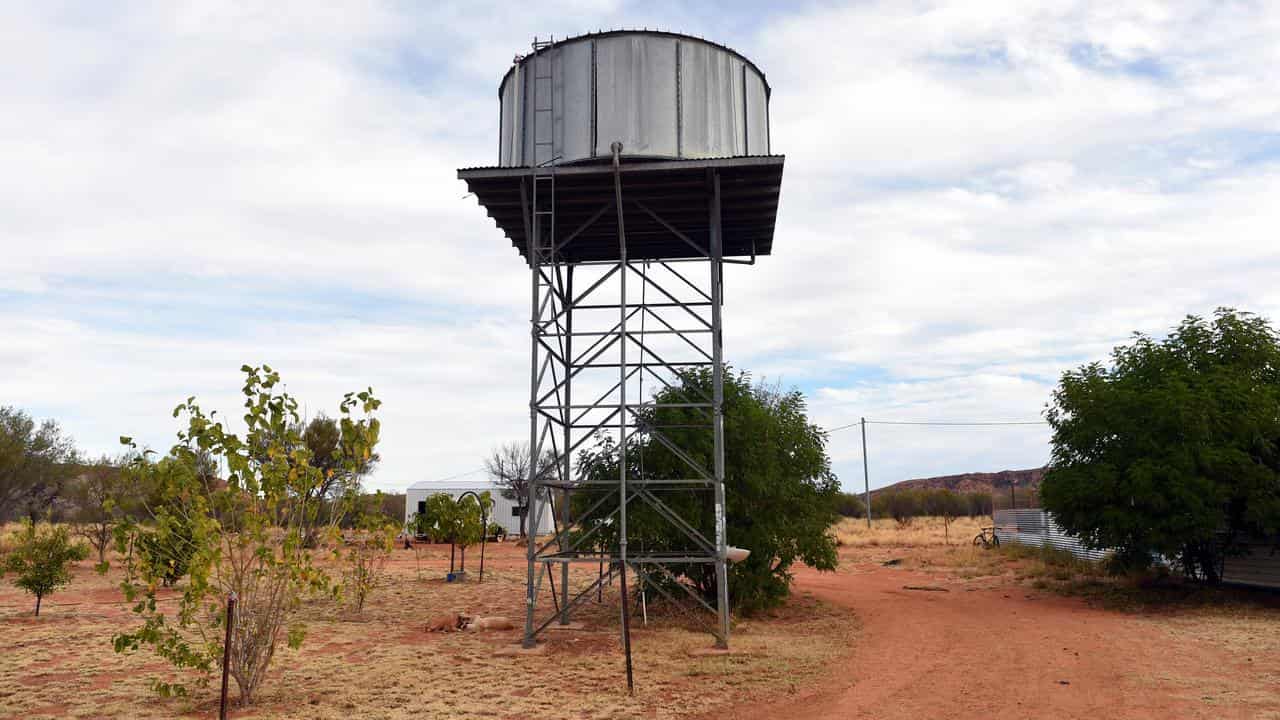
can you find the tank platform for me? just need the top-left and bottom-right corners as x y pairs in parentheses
(456, 155), (784, 263)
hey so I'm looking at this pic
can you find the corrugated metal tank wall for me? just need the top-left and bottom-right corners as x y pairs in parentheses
(498, 31), (770, 167)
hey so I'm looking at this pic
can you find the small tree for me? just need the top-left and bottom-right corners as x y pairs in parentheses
(404, 517), (427, 578)
(1, 518), (89, 616)
(483, 442), (555, 537)
(70, 456), (136, 567)
(110, 365), (381, 704)
(881, 491), (918, 528)
(423, 492), (491, 552)
(925, 490), (965, 544)
(335, 500), (398, 612)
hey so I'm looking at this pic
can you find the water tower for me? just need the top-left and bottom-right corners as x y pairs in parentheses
(458, 30), (783, 651)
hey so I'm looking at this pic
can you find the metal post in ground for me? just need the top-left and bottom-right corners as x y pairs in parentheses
(457, 491), (485, 581)
(220, 591), (237, 720)
(862, 417), (871, 528)
(560, 266), (573, 623)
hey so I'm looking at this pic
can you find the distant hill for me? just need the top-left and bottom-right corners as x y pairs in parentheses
(872, 467), (1045, 497)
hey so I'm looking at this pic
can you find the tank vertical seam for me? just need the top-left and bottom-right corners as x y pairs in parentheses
(741, 64), (748, 154)
(590, 40), (597, 158)
(676, 41), (682, 158)
(522, 62), (527, 166)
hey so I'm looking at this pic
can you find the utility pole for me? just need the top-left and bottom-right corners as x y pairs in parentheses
(861, 417), (871, 528)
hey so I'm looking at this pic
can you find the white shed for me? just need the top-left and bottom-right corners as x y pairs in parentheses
(405, 479), (554, 537)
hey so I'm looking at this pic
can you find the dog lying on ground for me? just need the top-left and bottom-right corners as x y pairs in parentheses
(425, 612), (472, 632)
(463, 616), (515, 632)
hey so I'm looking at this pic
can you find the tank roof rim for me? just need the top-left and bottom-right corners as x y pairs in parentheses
(496, 29), (771, 100)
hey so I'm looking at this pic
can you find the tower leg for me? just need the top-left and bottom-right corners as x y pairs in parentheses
(709, 170), (730, 649)
(523, 179), (540, 649)
(559, 266), (573, 624)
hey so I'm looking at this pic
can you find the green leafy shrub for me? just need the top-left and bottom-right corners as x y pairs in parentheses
(574, 369), (840, 614)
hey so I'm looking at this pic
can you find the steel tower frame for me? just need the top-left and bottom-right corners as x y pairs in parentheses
(519, 148), (732, 649)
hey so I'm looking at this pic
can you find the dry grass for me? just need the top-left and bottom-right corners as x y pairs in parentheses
(0, 539), (856, 719)
(831, 515), (988, 548)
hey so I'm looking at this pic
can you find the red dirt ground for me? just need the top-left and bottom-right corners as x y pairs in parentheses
(725, 555), (1280, 720)
(4, 537), (1276, 718)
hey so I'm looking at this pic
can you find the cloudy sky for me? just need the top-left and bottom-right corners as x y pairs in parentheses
(4, 1), (1279, 493)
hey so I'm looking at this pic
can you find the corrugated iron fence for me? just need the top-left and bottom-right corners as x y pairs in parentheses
(994, 508), (1280, 589)
(994, 509), (1109, 562)
(1221, 542), (1280, 590)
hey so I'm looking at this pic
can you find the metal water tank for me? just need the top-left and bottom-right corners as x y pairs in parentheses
(498, 30), (771, 167)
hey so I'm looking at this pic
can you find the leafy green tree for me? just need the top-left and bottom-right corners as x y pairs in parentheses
(1043, 309), (1280, 581)
(875, 490), (921, 527)
(0, 407), (79, 522)
(110, 365), (381, 704)
(834, 492), (866, 518)
(301, 414), (380, 531)
(575, 370), (840, 613)
(376, 492), (405, 526)
(964, 492), (994, 518)
(422, 491), (491, 550)
(1, 518), (90, 616)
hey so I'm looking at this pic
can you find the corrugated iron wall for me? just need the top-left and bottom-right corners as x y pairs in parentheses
(1222, 542), (1280, 590)
(994, 509), (1110, 562)
(995, 509), (1280, 590)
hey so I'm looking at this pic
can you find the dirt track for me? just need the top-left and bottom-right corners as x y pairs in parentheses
(733, 555), (1280, 720)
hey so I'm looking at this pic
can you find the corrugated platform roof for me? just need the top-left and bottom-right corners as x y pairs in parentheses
(457, 155), (784, 263)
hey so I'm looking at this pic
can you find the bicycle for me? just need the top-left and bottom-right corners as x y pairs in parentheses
(973, 526), (1000, 549)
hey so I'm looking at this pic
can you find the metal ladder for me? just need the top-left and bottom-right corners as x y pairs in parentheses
(530, 35), (557, 260)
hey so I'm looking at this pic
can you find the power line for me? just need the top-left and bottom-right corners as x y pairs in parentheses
(825, 418), (1048, 433)
(422, 467), (487, 483)
(870, 419), (1048, 426)
(424, 419), (1045, 482)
